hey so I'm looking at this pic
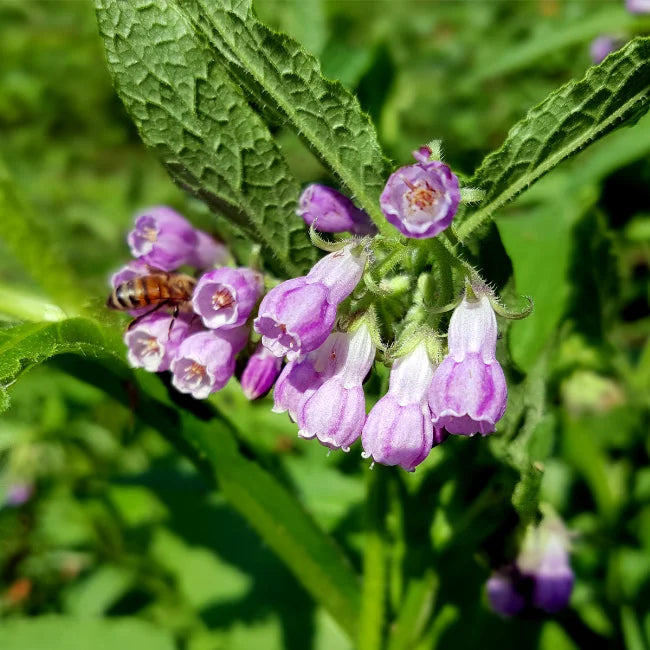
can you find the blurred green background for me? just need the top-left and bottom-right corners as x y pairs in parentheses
(1, 1), (649, 649)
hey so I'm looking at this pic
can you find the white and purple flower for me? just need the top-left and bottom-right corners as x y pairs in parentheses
(298, 323), (375, 452)
(428, 289), (507, 436)
(254, 243), (366, 360)
(362, 342), (438, 471)
(380, 152), (460, 239)
(192, 267), (264, 330)
(124, 311), (201, 372)
(170, 327), (248, 399)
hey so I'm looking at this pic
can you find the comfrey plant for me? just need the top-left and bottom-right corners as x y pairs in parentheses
(110, 144), (528, 472)
(85, 3), (650, 642)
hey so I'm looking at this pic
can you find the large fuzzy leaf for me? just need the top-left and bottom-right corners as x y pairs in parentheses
(95, 0), (316, 277)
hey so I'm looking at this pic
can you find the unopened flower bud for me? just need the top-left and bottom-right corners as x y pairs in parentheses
(170, 327), (248, 399)
(380, 160), (460, 239)
(428, 291), (507, 436)
(241, 343), (283, 400)
(192, 267), (264, 330)
(297, 184), (376, 235)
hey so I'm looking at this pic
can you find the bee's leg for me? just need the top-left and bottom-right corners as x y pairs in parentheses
(126, 301), (169, 331)
(167, 305), (180, 340)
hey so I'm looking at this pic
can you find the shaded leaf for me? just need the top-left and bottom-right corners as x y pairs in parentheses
(0, 616), (175, 650)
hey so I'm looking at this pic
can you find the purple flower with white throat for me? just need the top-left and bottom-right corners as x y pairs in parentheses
(517, 513), (574, 613)
(272, 333), (342, 420)
(125, 311), (200, 372)
(298, 323), (375, 452)
(297, 184), (376, 236)
(170, 327), (248, 399)
(254, 244), (366, 360)
(428, 289), (507, 436)
(627, 0), (650, 13)
(241, 343), (283, 400)
(128, 206), (198, 271)
(380, 158), (460, 239)
(192, 267), (264, 330)
(362, 342), (437, 471)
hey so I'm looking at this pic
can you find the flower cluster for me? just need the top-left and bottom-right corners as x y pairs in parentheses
(111, 207), (280, 401)
(111, 142), (518, 472)
(487, 511), (574, 617)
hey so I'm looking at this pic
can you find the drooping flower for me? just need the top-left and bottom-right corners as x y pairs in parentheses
(626, 0), (650, 13)
(272, 333), (343, 420)
(125, 311), (200, 372)
(254, 243), (366, 360)
(192, 267), (264, 330)
(297, 184), (376, 235)
(516, 513), (574, 613)
(362, 342), (439, 471)
(298, 323), (375, 452)
(380, 156), (460, 239)
(170, 327), (248, 399)
(589, 35), (620, 64)
(486, 566), (528, 618)
(486, 510), (574, 618)
(428, 289), (507, 436)
(127, 206), (199, 271)
(241, 343), (283, 400)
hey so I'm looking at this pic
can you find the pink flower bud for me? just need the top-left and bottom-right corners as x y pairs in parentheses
(297, 184), (376, 235)
(241, 343), (283, 400)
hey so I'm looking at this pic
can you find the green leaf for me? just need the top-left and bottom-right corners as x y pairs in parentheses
(0, 318), (121, 412)
(457, 37), (650, 240)
(0, 616), (175, 650)
(173, 0), (392, 235)
(0, 157), (86, 315)
(58, 359), (363, 640)
(94, 0), (315, 277)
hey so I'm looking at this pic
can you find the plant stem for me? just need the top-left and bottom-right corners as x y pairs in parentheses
(358, 467), (388, 650)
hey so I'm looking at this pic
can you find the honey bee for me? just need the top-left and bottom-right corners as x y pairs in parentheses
(107, 272), (196, 321)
